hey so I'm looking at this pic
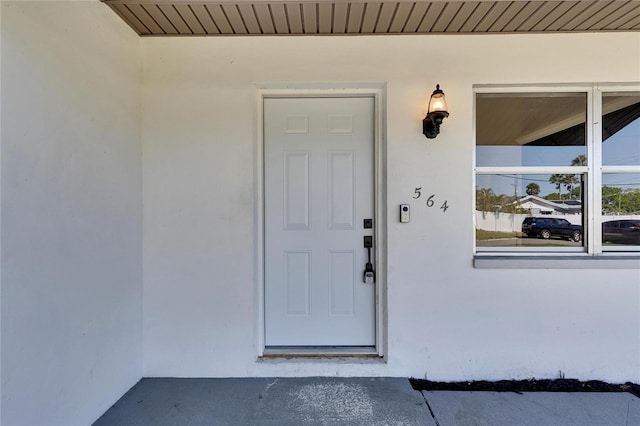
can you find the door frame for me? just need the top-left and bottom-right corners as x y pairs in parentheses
(254, 84), (387, 358)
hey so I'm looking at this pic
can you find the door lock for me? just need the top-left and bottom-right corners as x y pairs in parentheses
(363, 264), (375, 284)
(363, 236), (375, 284)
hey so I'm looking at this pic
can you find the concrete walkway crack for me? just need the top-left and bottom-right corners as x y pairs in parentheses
(420, 391), (442, 426)
(265, 378), (279, 391)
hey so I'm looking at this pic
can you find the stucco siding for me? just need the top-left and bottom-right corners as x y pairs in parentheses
(141, 33), (640, 381)
(1, 2), (142, 425)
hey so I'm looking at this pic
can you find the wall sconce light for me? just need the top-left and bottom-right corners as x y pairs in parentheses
(423, 84), (449, 139)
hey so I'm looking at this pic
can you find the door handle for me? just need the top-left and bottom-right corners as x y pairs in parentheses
(363, 236), (375, 284)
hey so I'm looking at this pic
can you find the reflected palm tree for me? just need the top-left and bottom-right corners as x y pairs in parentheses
(571, 155), (587, 166)
(476, 188), (495, 212)
(526, 183), (540, 196)
(563, 175), (579, 200)
(549, 174), (564, 199)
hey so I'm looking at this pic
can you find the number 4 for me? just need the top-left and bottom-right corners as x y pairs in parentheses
(440, 200), (449, 212)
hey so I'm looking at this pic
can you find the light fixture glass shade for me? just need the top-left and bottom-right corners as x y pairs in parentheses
(428, 92), (448, 113)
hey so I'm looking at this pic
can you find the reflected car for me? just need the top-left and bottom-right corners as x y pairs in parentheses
(602, 220), (640, 245)
(522, 217), (582, 242)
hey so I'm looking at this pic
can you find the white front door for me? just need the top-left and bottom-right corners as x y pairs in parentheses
(264, 97), (376, 347)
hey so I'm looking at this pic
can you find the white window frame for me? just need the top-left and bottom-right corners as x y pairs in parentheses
(473, 83), (640, 267)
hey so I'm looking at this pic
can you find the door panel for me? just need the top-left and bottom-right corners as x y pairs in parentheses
(284, 152), (310, 230)
(328, 152), (355, 229)
(264, 97), (375, 346)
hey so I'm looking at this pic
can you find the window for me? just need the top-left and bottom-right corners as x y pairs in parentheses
(474, 85), (640, 256)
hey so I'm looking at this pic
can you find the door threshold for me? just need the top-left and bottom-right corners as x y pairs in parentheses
(262, 346), (379, 358)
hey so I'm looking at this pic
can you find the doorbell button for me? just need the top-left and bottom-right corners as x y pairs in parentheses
(400, 204), (410, 223)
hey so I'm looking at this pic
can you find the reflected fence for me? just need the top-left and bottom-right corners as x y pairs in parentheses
(475, 211), (639, 233)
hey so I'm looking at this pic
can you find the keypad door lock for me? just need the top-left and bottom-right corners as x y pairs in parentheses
(362, 236), (375, 284)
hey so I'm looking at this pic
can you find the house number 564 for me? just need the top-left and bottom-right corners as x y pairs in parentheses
(412, 187), (450, 213)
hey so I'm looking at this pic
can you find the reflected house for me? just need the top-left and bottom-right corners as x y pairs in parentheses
(515, 195), (582, 216)
(475, 195), (583, 233)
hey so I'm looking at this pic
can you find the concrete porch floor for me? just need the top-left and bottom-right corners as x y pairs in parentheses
(93, 377), (640, 426)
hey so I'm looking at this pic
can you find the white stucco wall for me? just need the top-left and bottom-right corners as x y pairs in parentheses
(1, 2), (142, 425)
(142, 32), (640, 383)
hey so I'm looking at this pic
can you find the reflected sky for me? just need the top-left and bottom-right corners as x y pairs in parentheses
(603, 117), (640, 166)
(603, 173), (640, 188)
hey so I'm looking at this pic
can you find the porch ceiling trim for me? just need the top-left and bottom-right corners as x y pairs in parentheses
(101, 0), (640, 36)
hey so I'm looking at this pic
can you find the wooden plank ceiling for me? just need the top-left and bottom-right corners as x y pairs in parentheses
(102, 0), (640, 36)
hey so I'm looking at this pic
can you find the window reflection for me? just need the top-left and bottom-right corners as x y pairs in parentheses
(602, 173), (640, 248)
(475, 88), (640, 253)
(476, 174), (584, 248)
(476, 93), (587, 167)
(601, 92), (640, 251)
(602, 93), (640, 167)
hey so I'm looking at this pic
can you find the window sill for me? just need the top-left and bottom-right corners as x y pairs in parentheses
(473, 255), (640, 269)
